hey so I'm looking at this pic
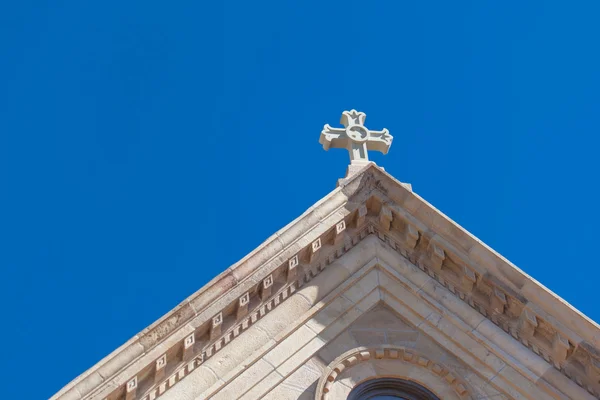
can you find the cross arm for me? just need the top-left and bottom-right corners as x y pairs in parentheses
(319, 124), (348, 151)
(365, 128), (393, 154)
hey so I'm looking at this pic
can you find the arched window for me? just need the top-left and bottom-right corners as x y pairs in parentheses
(347, 378), (440, 400)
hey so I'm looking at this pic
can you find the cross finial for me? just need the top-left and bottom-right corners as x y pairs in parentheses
(319, 110), (393, 166)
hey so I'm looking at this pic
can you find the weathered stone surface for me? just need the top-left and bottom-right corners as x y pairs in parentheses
(210, 359), (274, 400)
(263, 325), (317, 367)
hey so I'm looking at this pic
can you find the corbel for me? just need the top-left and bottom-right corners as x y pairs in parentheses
(308, 238), (321, 263)
(155, 354), (167, 384)
(489, 287), (507, 315)
(379, 205), (392, 232)
(356, 205), (368, 228)
(261, 274), (273, 300)
(552, 332), (570, 364)
(518, 308), (538, 339)
(237, 292), (250, 320)
(461, 266), (476, 293)
(287, 255), (299, 283)
(404, 223), (419, 249)
(210, 313), (223, 341)
(419, 238), (445, 272)
(183, 333), (195, 361)
(333, 220), (346, 246)
(125, 377), (137, 400)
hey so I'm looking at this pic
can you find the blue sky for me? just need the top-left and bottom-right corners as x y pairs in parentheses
(2, 2), (600, 399)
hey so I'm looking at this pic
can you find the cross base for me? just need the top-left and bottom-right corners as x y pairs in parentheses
(346, 160), (376, 177)
(336, 162), (412, 193)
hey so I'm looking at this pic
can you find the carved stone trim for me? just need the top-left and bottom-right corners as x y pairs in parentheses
(146, 215), (596, 399)
(96, 195), (598, 400)
(315, 346), (472, 400)
(368, 220), (599, 398)
(138, 283), (297, 400)
(116, 217), (370, 400)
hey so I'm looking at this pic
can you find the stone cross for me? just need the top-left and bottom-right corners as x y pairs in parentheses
(319, 110), (393, 165)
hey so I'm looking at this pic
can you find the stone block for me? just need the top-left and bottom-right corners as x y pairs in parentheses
(277, 336), (327, 377)
(318, 288), (380, 342)
(380, 291), (423, 328)
(378, 262), (428, 298)
(350, 330), (387, 347)
(236, 292), (250, 320)
(493, 364), (554, 400)
(238, 370), (283, 400)
(417, 277), (485, 330)
(64, 372), (103, 399)
(96, 342), (145, 383)
(262, 383), (314, 400)
(203, 324), (270, 379)
(280, 362), (323, 394)
(210, 359), (274, 400)
(52, 390), (80, 400)
(154, 354), (167, 384)
(381, 288), (432, 327)
(182, 333), (195, 361)
(336, 236), (382, 275)
(540, 366), (598, 400)
(305, 295), (355, 334)
(254, 294), (312, 339)
(379, 205), (393, 231)
(350, 304), (414, 331)
(342, 269), (379, 304)
(337, 361), (377, 388)
(318, 331), (360, 364)
(474, 317), (550, 379)
(327, 381), (352, 399)
(372, 358), (413, 378)
(264, 325), (317, 367)
(386, 331), (419, 347)
(354, 288), (381, 312)
(297, 263), (351, 306)
(159, 365), (219, 400)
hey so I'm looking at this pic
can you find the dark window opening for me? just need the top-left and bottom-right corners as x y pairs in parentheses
(347, 378), (440, 400)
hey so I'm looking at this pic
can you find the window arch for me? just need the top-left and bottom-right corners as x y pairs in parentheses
(347, 378), (440, 400)
(316, 346), (470, 399)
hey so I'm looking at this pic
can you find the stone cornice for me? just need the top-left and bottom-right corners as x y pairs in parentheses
(53, 164), (600, 400)
(89, 219), (379, 400)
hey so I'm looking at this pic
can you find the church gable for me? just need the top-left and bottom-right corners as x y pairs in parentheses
(53, 111), (600, 400)
(157, 233), (591, 400)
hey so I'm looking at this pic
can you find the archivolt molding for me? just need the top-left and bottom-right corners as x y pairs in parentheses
(315, 346), (472, 400)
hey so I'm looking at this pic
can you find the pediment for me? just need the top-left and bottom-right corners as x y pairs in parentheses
(154, 244), (592, 400)
(53, 164), (600, 400)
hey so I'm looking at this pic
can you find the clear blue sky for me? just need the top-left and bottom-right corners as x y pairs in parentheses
(2, 2), (599, 399)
